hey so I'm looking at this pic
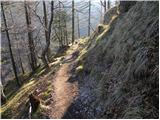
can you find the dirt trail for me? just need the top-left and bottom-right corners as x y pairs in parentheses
(50, 44), (79, 119)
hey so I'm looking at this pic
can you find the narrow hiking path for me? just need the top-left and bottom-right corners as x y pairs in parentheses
(50, 44), (79, 119)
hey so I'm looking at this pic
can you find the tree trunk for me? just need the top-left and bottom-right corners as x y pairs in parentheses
(77, 13), (80, 38)
(17, 43), (25, 74)
(107, 0), (110, 9)
(20, 34), (31, 72)
(64, 15), (68, 45)
(42, 1), (49, 67)
(9, 8), (25, 75)
(1, 2), (21, 86)
(24, 2), (37, 72)
(72, 0), (75, 44)
(47, 1), (54, 61)
(58, 1), (63, 48)
(100, 3), (103, 23)
(104, 0), (106, 13)
(88, 0), (91, 36)
(42, 1), (54, 68)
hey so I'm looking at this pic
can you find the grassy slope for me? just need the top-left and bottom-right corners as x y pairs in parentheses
(1, 2), (158, 119)
(1, 38), (88, 119)
(1, 53), (65, 118)
(68, 1), (158, 119)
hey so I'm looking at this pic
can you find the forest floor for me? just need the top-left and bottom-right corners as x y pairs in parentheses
(1, 39), (87, 119)
(49, 43), (80, 119)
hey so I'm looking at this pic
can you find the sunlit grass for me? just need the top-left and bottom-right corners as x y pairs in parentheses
(0, 36), (90, 118)
(96, 15), (118, 43)
(76, 65), (84, 73)
(1, 80), (38, 113)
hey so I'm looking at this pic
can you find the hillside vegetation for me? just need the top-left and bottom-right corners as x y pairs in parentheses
(62, 1), (158, 119)
(1, 1), (158, 119)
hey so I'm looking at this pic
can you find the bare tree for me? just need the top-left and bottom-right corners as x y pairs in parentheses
(58, 1), (68, 46)
(42, 1), (54, 68)
(100, 0), (106, 13)
(107, 0), (110, 9)
(64, 13), (68, 45)
(58, 1), (63, 47)
(72, 0), (75, 44)
(1, 2), (21, 86)
(24, 2), (37, 71)
(77, 13), (80, 38)
(88, 0), (91, 36)
(9, 8), (25, 74)
(17, 42), (25, 74)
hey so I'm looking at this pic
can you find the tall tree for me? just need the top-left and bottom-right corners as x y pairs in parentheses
(64, 12), (68, 45)
(9, 8), (25, 74)
(58, 1), (63, 47)
(42, 1), (54, 68)
(88, 0), (91, 36)
(24, 2), (37, 71)
(104, 0), (106, 12)
(107, 0), (110, 9)
(77, 13), (80, 38)
(59, 1), (68, 46)
(100, 0), (106, 13)
(1, 2), (21, 86)
(17, 42), (25, 74)
(100, 1), (103, 23)
(72, 0), (75, 44)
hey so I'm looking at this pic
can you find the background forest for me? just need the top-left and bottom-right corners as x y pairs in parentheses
(1, 0), (116, 86)
(1, 0), (158, 119)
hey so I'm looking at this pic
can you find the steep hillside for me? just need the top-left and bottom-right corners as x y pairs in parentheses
(63, 1), (158, 119)
(1, 1), (158, 119)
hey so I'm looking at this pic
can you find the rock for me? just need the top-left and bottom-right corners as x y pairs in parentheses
(97, 24), (105, 34)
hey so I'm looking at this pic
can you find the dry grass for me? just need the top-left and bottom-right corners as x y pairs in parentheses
(73, 1), (158, 119)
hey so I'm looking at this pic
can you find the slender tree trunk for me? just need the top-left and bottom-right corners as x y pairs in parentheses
(107, 0), (110, 9)
(47, 1), (54, 51)
(100, 3), (103, 23)
(20, 34), (31, 72)
(64, 15), (68, 45)
(42, 1), (51, 62)
(17, 43), (25, 74)
(61, 27), (64, 46)
(24, 2), (37, 71)
(59, 1), (68, 46)
(72, 0), (75, 44)
(64, 15), (68, 46)
(61, 30), (63, 47)
(77, 13), (80, 38)
(42, 1), (49, 67)
(58, 1), (61, 47)
(9, 8), (25, 74)
(104, 0), (106, 13)
(1, 2), (21, 86)
(59, 1), (63, 47)
(88, 0), (91, 36)
(42, 1), (54, 68)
